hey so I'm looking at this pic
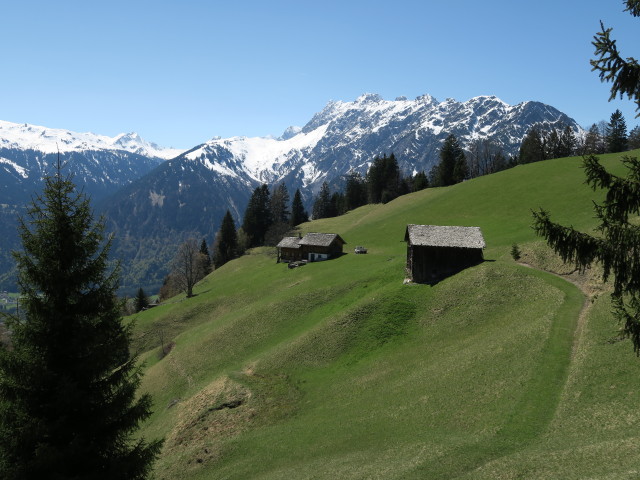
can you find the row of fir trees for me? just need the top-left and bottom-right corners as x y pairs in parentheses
(518, 109), (640, 165)
(310, 136), (511, 221)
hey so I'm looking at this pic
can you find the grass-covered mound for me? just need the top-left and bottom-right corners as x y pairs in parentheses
(132, 151), (640, 479)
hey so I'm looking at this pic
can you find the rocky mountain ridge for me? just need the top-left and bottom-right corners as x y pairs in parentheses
(0, 93), (583, 291)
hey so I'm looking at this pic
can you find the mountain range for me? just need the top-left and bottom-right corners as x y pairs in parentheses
(0, 93), (582, 291)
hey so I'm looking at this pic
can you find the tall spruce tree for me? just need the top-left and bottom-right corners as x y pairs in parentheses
(629, 125), (640, 149)
(582, 123), (604, 154)
(242, 184), (272, 247)
(533, 0), (640, 355)
(135, 287), (150, 313)
(606, 109), (629, 153)
(344, 171), (367, 211)
(290, 189), (309, 227)
(411, 171), (429, 191)
(214, 210), (239, 268)
(366, 153), (401, 203)
(270, 182), (290, 224)
(199, 238), (212, 274)
(312, 182), (332, 219)
(435, 134), (466, 186)
(559, 124), (577, 157)
(518, 126), (545, 164)
(0, 161), (161, 479)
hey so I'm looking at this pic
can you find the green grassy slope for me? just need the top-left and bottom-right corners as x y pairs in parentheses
(132, 151), (640, 479)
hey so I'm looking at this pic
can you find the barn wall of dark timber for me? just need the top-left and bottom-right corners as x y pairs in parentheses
(278, 247), (303, 262)
(407, 245), (484, 283)
(300, 243), (343, 257)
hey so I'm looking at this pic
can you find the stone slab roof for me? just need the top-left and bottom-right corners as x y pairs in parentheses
(404, 224), (485, 249)
(298, 233), (346, 247)
(276, 237), (302, 249)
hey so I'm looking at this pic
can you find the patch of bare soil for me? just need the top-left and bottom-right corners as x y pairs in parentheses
(161, 376), (255, 476)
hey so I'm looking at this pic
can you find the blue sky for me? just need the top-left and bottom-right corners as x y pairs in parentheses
(3, 0), (639, 149)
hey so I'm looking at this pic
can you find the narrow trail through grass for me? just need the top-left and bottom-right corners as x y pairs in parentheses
(411, 266), (584, 478)
(518, 261), (594, 361)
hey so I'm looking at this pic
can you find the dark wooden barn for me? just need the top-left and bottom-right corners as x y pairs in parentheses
(404, 224), (485, 283)
(277, 233), (346, 263)
(276, 236), (304, 263)
(299, 233), (346, 261)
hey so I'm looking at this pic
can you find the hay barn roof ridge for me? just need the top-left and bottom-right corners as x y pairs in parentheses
(276, 236), (302, 249)
(298, 232), (346, 247)
(405, 224), (485, 249)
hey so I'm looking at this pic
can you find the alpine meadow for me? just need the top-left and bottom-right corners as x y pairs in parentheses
(128, 148), (640, 479)
(3, 1), (640, 478)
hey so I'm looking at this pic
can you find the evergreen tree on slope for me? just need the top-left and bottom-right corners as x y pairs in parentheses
(290, 189), (309, 227)
(533, 1), (640, 355)
(242, 184), (272, 247)
(606, 109), (629, 153)
(199, 238), (212, 274)
(0, 162), (161, 479)
(135, 287), (149, 313)
(435, 134), (466, 186)
(312, 182), (332, 219)
(629, 125), (640, 149)
(214, 210), (239, 268)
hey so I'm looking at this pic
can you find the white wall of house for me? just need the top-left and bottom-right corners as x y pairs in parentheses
(308, 253), (329, 262)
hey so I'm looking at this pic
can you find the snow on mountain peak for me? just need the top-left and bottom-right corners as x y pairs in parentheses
(0, 120), (184, 160)
(355, 93), (384, 104)
(279, 126), (302, 141)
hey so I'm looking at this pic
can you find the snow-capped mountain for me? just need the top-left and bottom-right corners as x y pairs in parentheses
(0, 120), (185, 206)
(178, 93), (580, 196)
(0, 121), (185, 289)
(0, 120), (183, 159)
(0, 92), (583, 291)
(99, 92), (582, 290)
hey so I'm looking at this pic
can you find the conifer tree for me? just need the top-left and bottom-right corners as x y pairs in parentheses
(329, 191), (343, 217)
(270, 182), (290, 224)
(242, 184), (272, 247)
(518, 126), (545, 164)
(366, 153), (401, 203)
(435, 134), (466, 186)
(559, 124), (577, 157)
(290, 189), (309, 227)
(411, 171), (429, 191)
(312, 181), (332, 219)
(344, 171), (367, 211)
(0, 161), (161, 479)
(366, 155), (385, 203)
(582, 123), (603, 154)
(135, 287), (149, 313)
(629, 125), (640, 150)
(199, 238), (212, 274)
(606, 109), (628, 153)
(544, 128), (561, 159)
(591, 1), (640, 116)
(214, 210), (239, 268)
(534, 1), (640, 355)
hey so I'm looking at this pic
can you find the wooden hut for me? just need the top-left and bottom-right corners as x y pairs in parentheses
(277, 233), (346, 263)
(298, 233), (346, 261)
(404, 224), (485, 283)
(276, 236), (303, 263)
